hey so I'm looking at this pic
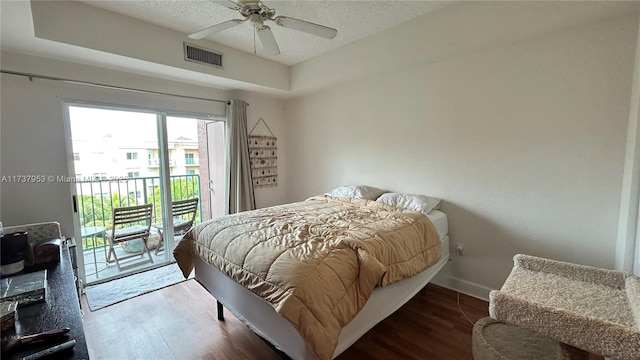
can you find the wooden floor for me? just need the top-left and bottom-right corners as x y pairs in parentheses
(81, 281), (488, 359)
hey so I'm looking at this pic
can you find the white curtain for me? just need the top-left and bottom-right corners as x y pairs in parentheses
(227, 99), (256, 213)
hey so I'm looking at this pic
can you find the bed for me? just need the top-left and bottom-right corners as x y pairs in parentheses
(174, 191), (449, 360)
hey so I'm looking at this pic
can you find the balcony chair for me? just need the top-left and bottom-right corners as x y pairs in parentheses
(106, 203), (154, 271)
(152, 197), (199, 255)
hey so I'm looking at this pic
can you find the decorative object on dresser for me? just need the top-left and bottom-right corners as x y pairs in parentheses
(0, 270), (47, 307)
(2, 327), (70, 354)
(2, 222), (63, 270)
(0, 232), (28, 276)
(34, 239), (62, 267)
(0, 301), (17, 332)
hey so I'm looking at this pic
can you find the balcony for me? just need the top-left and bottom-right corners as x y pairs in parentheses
(185, 158), (198, 166)
(75, 174), (201, 284)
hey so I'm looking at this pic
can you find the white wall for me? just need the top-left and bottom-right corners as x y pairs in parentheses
(0, 51), (286, 236)
(291, 1), (640, 96)
(284, 12), (638, 298)
(616, 17), (640, 276)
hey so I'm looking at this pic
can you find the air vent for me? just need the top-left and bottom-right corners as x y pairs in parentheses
(184, 42), (223, 68)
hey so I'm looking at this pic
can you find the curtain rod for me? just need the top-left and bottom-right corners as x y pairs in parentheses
(1, 69), (231, 105)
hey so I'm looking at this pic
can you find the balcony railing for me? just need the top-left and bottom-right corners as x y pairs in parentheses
(148, 159), (176, 167)
(76, 174), (201, 251)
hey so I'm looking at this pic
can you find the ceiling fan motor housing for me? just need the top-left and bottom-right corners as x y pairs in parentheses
(239, 2), (275, 20)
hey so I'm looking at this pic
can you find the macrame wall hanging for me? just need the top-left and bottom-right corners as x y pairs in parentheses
(248, 118), (277, 188)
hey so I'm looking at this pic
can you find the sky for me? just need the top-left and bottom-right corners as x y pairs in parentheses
(69, 106), (200, 144)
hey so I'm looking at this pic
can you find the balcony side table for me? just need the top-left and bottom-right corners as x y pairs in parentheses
(81, 226), (107, 277)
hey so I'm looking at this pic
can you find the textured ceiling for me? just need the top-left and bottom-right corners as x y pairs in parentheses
(78, 0), (452, 66)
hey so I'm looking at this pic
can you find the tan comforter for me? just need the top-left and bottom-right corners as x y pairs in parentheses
(174, 196), (441, 360)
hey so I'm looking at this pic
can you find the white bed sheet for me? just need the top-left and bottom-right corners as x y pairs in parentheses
(427, 210), (448, 240)
(194, 211), (450, 359)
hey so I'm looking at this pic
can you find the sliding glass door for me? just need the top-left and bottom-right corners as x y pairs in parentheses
(65, 103), (225, 285)
(160, 116), (225, 255)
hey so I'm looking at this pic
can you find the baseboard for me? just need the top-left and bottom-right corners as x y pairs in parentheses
(431, 274), (493, 302)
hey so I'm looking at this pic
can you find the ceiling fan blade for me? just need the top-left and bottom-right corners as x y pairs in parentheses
(188, 19), (244, 39)
(211, 0), (241, 10)
(256, 25), (280, 56)
(273, 16), (337, 39)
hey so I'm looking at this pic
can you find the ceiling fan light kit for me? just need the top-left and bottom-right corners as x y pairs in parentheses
(189, 0), (337, 56)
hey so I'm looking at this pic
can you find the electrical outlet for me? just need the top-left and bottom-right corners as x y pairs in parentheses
(456, 244), (464, 256)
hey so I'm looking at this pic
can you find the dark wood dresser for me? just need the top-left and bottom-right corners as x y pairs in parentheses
(6, 241), (89, 359)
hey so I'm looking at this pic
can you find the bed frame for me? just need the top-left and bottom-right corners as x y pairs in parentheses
(194, 236), (450, 359)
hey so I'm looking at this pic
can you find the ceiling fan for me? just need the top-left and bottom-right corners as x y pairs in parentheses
(188, 0), (338, 56)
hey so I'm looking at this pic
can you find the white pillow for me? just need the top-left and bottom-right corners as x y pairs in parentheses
(325, 185), (387, 201)
(376, 193), (441, 215)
